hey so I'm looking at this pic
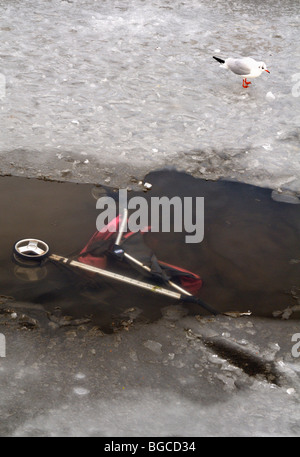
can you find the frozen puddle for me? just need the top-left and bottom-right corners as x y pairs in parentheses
(0, 169), (299, 332)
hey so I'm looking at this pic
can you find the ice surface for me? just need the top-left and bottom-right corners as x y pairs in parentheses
(1, 307), (300, 437)
(0, 0), (299, 193)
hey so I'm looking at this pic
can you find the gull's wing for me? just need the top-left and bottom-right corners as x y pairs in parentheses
(226, 58), (254, 75)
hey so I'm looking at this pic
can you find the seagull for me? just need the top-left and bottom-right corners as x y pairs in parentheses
(213, 56), (270, 88)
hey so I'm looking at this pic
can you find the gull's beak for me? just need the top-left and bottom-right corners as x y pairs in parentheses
(265, 69), (270, 73)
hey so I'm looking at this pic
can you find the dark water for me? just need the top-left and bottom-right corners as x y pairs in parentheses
(0, 170), (299, 330)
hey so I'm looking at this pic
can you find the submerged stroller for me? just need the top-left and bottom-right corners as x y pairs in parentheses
(13, 209), (218, 315)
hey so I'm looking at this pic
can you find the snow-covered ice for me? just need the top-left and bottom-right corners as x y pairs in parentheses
(0, 0), (299, 194)
(1, 306), (300, 437)
(1, 1), (299, 438)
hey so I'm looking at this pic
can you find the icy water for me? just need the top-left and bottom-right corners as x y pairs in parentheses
(0, 170), (299, 332)
(0, 0), (300, 194)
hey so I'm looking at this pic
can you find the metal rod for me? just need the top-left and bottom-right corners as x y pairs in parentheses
(123, 251), (193, 297)
(49, 253), (182, 300)
(115, 208), (128, 246)
(113, 209), (193, 298)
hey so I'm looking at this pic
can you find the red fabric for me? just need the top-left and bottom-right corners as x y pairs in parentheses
(158, 260), (203, 294)
(177, 275), (202, 295)
(77, 215), (202, 294)
(77, 216), (121, 269)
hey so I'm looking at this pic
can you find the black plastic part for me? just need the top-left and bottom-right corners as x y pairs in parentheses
(112, 244), (125, 260)
(180, 294), (219, 315)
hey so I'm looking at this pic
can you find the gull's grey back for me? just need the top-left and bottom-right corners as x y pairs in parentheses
(226, 57), (254, 75)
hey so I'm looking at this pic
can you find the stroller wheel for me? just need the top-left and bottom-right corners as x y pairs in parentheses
(14, 239), (50, 263)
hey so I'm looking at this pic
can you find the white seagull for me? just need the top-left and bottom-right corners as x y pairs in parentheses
(213, 56), (270, 88)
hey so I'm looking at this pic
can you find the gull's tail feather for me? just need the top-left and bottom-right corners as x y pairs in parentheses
(213, 56), (225, 64)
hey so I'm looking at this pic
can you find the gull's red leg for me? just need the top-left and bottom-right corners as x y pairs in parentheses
(242, 78), (251, 88)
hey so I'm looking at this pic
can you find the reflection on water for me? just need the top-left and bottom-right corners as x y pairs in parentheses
(0, 170), (299, 331)
(146, 170), (300, 318)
